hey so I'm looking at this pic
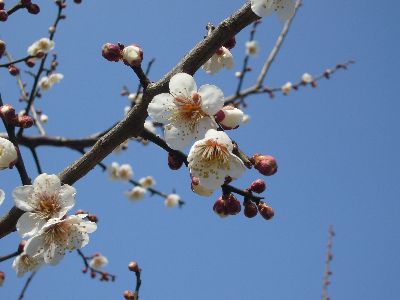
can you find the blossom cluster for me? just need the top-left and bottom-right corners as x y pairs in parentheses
(7, 174), (97, 277)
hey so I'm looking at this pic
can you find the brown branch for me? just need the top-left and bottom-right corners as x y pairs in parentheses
(0, 55), (34, 68)
(18, 271), (37, 300)
(0, 250), (19, 263)
(6, 2), (24, 16)
(322, 225), (335, 300)
(0, 3), (259, 239)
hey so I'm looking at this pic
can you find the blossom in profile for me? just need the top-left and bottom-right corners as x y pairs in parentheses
(24, 215), (97, 265)
(27, 37), (54, 57)
(38, 73), (63, 91)
(0, 137), (18, 169)
(281, 81), (292, 95)
(108, 162), (120, 180)
(148, 73), (224, 150)
(13, 173), (76, 238)
(122, 45), (143, 67)
(302, 73), (313, 83)
(139, 176), (156, 188)
(214, 106), (244, 130)
(202, 47), (233, 75)
(89, 253), (109, 270)
(164, 194), (180, 207)
(188, 129), (245, 191)
(12, 253), (43, 277)
(125, 186), (146, 201)
(250, 0), (295, 21)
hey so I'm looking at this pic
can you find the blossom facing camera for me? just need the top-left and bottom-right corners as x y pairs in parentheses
(122, 44), (143, 67)
(250, 0), (295, 22)
(281, 81), (292, 95)
(27, 38), (54, 57)
(188, 129), (245, 191)
(148, 73), (225, 150)
(139, 176), (156, 188)
(202, 46), (234, 75)
(13, 173), (76, 237)
(12, 253), (43, 277)
(164, 193), (181, 207)
(125, 186), (146, 201)
(0, 137), (18, 169)
(245, 40), (259, 56)
(89, 254), (108, 270)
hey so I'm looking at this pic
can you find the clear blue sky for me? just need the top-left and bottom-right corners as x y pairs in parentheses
(1, 0), (399, 299)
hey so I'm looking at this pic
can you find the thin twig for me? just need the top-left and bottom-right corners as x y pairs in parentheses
(0, 250), (19, 263)
(77, 249), (116, 282)
(29, 147), (43, 174)
(6, 2), (24, 16)
(18, 271), (37, 300)
(322, 225), (335, 300)
(0, 55), (34, 68)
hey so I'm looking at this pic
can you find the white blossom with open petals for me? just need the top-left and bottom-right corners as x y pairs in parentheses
(38, 73), (63, 91)
(164, 194), (181, 207)
(125, 186), (146, 201)
(117, 164), (133, 181)
(12, 253), (43, 277)
(250, 0), (295, 21)
(245, 40), (259, 56)
(108, 162), (120, 180)
(0, 137), (18, 169)
(13, 173), (76, 238)
(139, 176), (156, 188)
(89, 254), (108, 270)
(27, 38), (55, 57)
(0, 189), (4, 206)
(24, 215), (97, 265)
(202, 47), (233, 75)
(188, 129), (245, 191)
(148, 73), (224, 150)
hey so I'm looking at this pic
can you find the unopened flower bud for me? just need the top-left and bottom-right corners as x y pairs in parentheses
(82, 267), (88, 273)
(75, 209), (86, 215)
(0, 137), (18, 169)
(17, 115), (34, 128)
(0, 10), (8, 22)
(223, 36), (236, 50)
(0, 104), (16, 121)
(8, 65), (19, 76)
(252, 154), (278, 176)
(281, 82), (292, 95)
(224, 194), (241, 215)
(244, 201), (258, 218)
(0, 40), (5, 58)
(25, 58), (35, 68)
(213, 197), (227, 217)
(122, 44), (143, 67)
(0, 271), (4, 287)
(168, 152), (184, 170)
(101, 43), (122, 62)
(123, 290), (136, 300)
(215, 106), (244, 130)
(258, 202), (274, 220)
(128, 261), (139, 273)
(17, 240), (27, 253)
(90, 271), (96, 278)
(48, 26), (56, 34)
(87, 214), (98, 223)
(249, 179), (266, 194)
(26, 3), (40, 15)
(39, 114), (48, 123)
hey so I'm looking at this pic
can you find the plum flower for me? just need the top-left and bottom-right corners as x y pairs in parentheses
(38, 73), (63, 91)
(188, 129), (245, 191)
(0, 137), (18, 169)
(27, 38), (55, 57)
(13, 174), (76, 238)
(148, 73), (224, 150)
(89, 254), (108, 270)
(164, 194), (181, 207)
(202, 47), (233, 75)
(125, 186), (146, 201)
(12, 253), (43, 277)
(250, 0), (295, 21)
(24, 214), (97, 265)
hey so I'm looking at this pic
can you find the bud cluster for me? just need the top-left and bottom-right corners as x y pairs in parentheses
(0, 104), (34, 128)
(213, 194), (241, 218)
(102, 43), (143, 67)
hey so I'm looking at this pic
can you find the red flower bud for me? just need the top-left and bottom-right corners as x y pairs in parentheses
(128, 261), (139, 273)
(123, 290), (136, 300)
(0, 104), (16, 120)
(213, 197), (226, 216)
(18, 240), (27, 253)
(0, 1), (4, 10)
(0, 10), (8, 22)
(168, 152), (184, 170)
(74, 0), (82, 3)
(249, 179), (266, 194)
(25, 58), (35, 68)
(223, 36), (236, 50)
(87, 214), (98, 223)
(26, 3), (40, 15)
(258, 202), (274, 220)
(8, 65), (19, 76)
(252, 154), (278, 176)
(101, 43), (122, 62)
(17, 115), (34, 128)
(224, 194), (241, 215)
(244, 201), (258, 218)
(21, 0), (32, 6)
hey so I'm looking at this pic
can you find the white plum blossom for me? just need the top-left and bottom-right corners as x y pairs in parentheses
(0, 189), (4, 206)
(242, 114), (250, 124)
(250, 0), (295, 21)
(13, 173), (76, 238)
(89, 254), (108, 270)
(12, 253), (43, 277)
(139, 176), (156, 188)
(202, 47), (233, 75)
(245, 40), (259, 56)
(188, 129), (245, 191)
(39, 114), (49, 123)
(164, 194), (181, 207)
(108, 162), (120, 180)
(148, 73), (225, 150)
(235, 71), (242, 78)
(302, 73), (314, 83)
(122, 45), (143, 67)
(125, 186), (146, 201)
(117, 164), (133, 181)
(215, 106), (244, 130)
(281, 81), (292, 95)
(38, 73), (63, 91)
(24, 214), (97, 265)
(191, 181), (214, 197)
(27, 38), (55, 57)
(0, 137), (18, 169)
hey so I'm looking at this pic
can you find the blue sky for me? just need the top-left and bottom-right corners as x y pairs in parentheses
(1, 0), (399, 299)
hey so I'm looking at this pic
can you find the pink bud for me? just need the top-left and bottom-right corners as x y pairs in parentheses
(123, 290), (136, 300)
(8, 65), (19, 76)
(249, 179), (266, 194)
(0, 10), (8, 22)
(26, 3), (40, 15)
(244, 201), (258, 218)
(128, 261), (139, 273)
(17, 115), (34, 128)
(25, 58), (35, 68)
(168, 152), (184, 170)
(101, 43), (122, 62)
(0, 104), (16, 120)
(213, 197), (227, 217)
(87, 214), (98, 223)
(258, 202), (274, 220)
(252, 154), (278, 176)
(224, 194), (241, 215)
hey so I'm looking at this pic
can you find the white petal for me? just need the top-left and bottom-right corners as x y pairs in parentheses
(16, 212), (44, 238)
(198, 84), (225, 116)
(44, 243), (64, 265)
(82, 220), (97, 234)
(250, 0), (274, 17)
(164, 123), (196, 151)
(204, 129), (233, 152)
(148, 93), (177, 124)
(24, 235), (45, 257)
(13, 186), (35, 211)
(0, 189), (4, 206)
(169, 73), (197, 99)
(33, 174), (61, 198)
(228, 154), (246, 180)
(57, 185), (76, 216)
(195, 117), (217, 141)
